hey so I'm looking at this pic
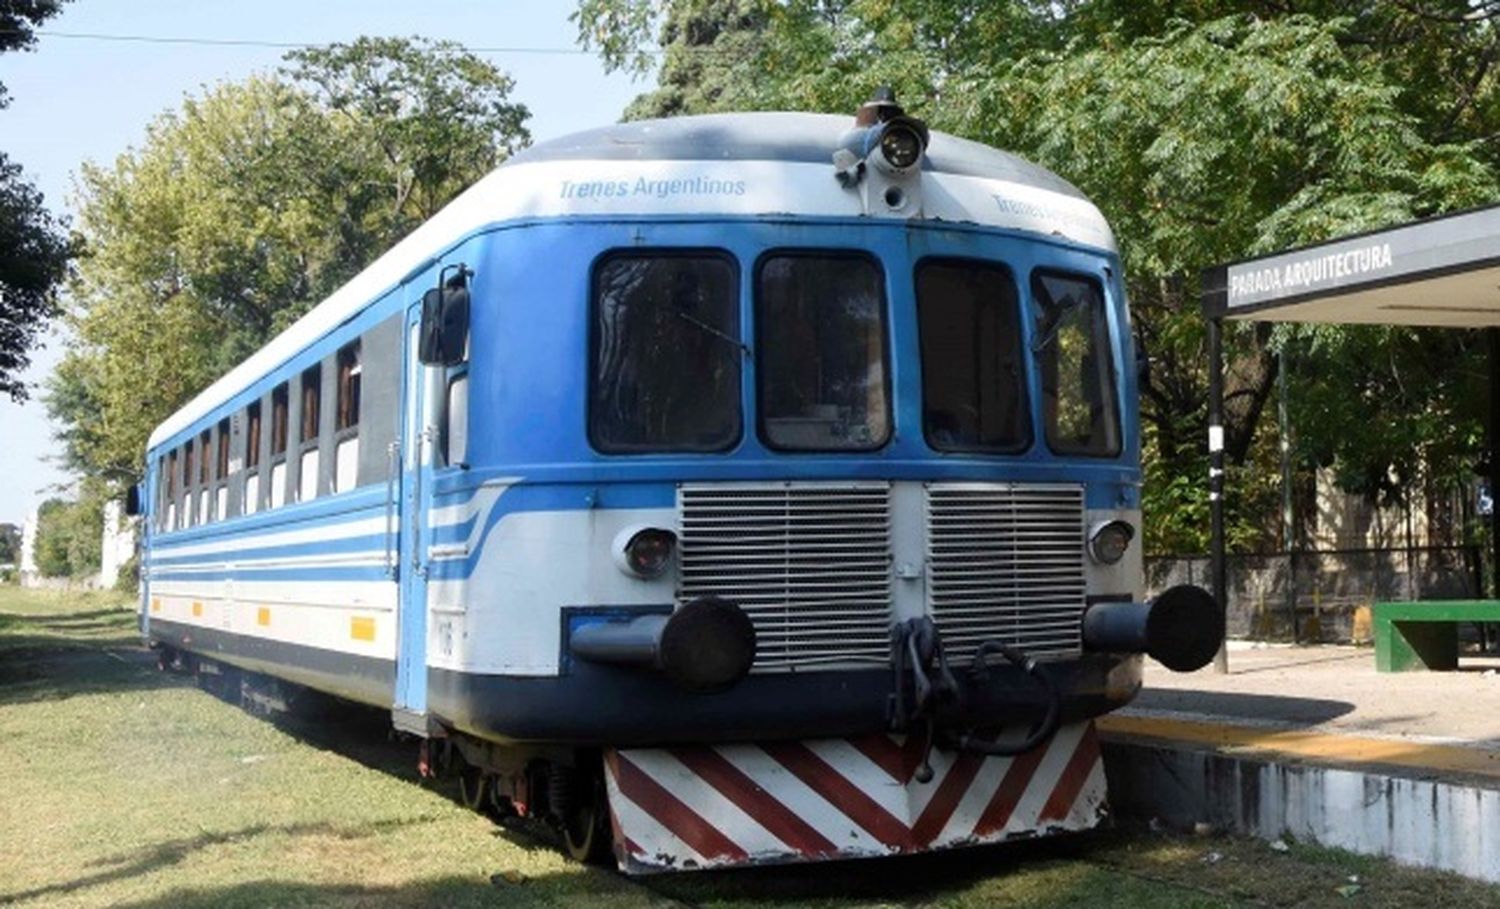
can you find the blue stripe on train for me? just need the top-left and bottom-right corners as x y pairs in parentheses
(428, 482), (675, 548)
(150, 533), (388, 568)
(150, 564), (389, 583)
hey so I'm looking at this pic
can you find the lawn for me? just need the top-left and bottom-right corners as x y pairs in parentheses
(0, 586), (1494, 908)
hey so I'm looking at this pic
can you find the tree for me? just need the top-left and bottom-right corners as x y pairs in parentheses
(283, 36), (531, 237)
(31, 489), (102, 579)
(583, 0), (774, 121)
(48, 38), (531, 487)
(576, 1), (1500, 551)
(51, 76), (367, 485)
(31, 498), (69, 577)
(0, 522), (20, 565)
(0, 0), (72, 401)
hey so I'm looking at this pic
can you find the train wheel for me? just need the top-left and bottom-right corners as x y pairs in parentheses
(487, 780), (515, 819)
(560, 771), (611, 864)
(458, 765), (488, 812)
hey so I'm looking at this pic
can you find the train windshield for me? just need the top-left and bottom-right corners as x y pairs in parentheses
(590, 253), (741, 452)
(1031, 271), (1121, 457)
(757, 253), (890, 451)
(917, 259), (1029, 452)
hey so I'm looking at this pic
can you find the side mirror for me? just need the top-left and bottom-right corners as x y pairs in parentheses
(418, 267), (471, 367)
(124, 485), (142, 517)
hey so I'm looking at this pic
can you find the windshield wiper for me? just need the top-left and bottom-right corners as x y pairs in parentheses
(675, 310), (751, 357)
(1031, 298), (1084, 353)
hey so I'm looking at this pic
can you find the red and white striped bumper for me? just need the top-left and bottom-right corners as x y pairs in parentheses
(604, 720), (1107, 873)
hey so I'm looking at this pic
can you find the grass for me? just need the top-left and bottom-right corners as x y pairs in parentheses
(0, 586), (1495, 908)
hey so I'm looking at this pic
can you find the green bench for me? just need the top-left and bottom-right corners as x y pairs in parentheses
(1373, 600), (1500, 672)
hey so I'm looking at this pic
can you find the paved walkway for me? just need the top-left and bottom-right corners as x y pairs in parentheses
(1095, 642), (1500, 785)
(1124, 641), (1500, 747)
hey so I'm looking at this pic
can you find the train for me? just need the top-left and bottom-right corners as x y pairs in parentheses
(132, 90), (1222, 872)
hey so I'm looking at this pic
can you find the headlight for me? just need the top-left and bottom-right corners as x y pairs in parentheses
(879, 123), (924, 169)
(615, 526), (676, 579)
(1088, 520), (1134, 565)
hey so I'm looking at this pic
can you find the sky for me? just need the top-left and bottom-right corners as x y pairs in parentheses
(0, 0), (646, 526)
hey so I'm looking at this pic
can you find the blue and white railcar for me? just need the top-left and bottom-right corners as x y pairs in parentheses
(137, 94), (1219, 871)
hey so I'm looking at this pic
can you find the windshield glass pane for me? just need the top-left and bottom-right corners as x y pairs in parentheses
(590, 253), (741, 452)
(1031, 271), (1120, 457)
(918, 259), (1029, 452)
(757, 254), (890, 451)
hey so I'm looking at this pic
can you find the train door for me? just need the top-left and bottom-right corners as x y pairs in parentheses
(394, 297), (438, 730)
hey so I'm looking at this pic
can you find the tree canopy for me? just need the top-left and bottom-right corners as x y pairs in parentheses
(47, 37), (530, 487)
(31, 490), (102, 579)
(575, 0), (1500, 550)
(0, 0), (72, 401)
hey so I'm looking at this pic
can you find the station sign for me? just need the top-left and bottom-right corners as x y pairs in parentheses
(1202, 204), (1500, 320)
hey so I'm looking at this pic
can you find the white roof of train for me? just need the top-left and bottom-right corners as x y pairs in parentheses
(147, 112), (1114, 449)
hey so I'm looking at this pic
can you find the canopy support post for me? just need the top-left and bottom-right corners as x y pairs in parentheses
(1489, 328), (1500, 599)
(1208, 317), (1229, 673)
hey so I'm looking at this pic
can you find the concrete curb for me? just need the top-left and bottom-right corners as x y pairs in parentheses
(1102, 736), (1500, 884)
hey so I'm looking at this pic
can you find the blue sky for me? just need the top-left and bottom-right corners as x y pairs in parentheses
(0, 1), (646, 524)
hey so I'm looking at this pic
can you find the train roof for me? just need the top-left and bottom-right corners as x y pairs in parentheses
(510, 112), (1088, 198)
(147, 112), (1115, 450)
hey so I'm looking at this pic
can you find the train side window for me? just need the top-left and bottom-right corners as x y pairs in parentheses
(182, 442), (196, 527)
(589, 251), (741, 452)
(917, 259), (1030, 453)
(244, 401), (262, 515)
(155, 456), (166, 531)
(757, 252), (891, 451)
(215, 418), (231, 520)
(198, 429), (212, 523)
(1031, 271), (1121, 457)
(334, 342), (360, 492)
(164, 451), (177, 531)
(270, 383), (289, 509)
(444, 373), (469, 467)
(298, 364), (321, 502)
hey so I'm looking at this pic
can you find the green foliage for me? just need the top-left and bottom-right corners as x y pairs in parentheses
(573, 0), (662, 77)
(283, 36), (531, 232)
(0, 0), (72, 401)
(113, 552), (139, 594)
(617, 0), (772, 121)
(0, 0), (68, 104)
(577, 1), (1500, 552)
(31, 490), (103, 579)
(1276, 324), (1489, 507)
(0, 522), (20, 565)
(47, 38), (531, 487)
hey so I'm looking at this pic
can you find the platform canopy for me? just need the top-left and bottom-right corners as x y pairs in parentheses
(1198, 203), (1500, 673)
(1202, 203), (1500, 327)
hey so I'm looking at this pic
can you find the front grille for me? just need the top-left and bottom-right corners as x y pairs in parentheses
(925, 483), (1087, 661)
(677, 482), (893, 670)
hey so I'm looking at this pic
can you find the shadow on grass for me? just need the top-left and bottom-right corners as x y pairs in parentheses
(645, 831), (1115, 906)
(105, 872), (641, 909)
(265, 705), (588, 858)
(266, 698), (420, 778)
(0, 601), (175, 707)
(0, 817), (450, 907)
(96, 831), (1181, 909)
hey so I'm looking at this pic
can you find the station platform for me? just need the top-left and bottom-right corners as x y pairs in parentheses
(1096, 642), (1500, 884)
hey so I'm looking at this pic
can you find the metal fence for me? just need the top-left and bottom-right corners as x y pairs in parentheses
(1145, 546), (1485, 643)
